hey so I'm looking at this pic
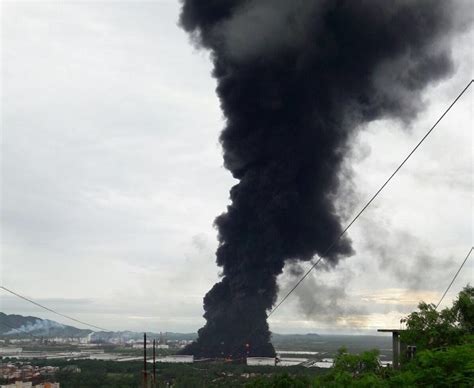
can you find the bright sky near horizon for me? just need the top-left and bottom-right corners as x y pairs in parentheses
(1, 0), (473, 335)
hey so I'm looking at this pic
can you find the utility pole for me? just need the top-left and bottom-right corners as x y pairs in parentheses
(377, 329), (405, 369)
(153, 339), (156, 387)
(143, 333), (148, 388)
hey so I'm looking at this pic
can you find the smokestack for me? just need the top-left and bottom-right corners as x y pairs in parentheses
(179, 0), (466, 358)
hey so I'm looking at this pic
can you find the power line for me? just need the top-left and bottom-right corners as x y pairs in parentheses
(0, 286), (110, 332)
(268, 79), (473, 319)
(435, 247), (473, 310)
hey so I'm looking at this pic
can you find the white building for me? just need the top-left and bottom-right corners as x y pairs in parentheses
(131, 341), (152, 349)
(246, 357), (276, 366)
(155, 355), (193, 364)
(276, 358), (307, 367)
(89, 353), (120, 361)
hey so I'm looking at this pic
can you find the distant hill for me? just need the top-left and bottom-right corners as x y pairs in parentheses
(0, 312), (198, 341)
(0, 313), (321, 343)
(272, 333), (321, 340)
(271, 333), (322, 350)
(0, 312), (91, 337)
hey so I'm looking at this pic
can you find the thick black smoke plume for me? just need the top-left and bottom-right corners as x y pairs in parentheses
(179, 0), (461, 358)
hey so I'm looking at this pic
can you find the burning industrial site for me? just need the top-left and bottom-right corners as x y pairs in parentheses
(178, 0), (466, 358)
(3, 1), (473, 386)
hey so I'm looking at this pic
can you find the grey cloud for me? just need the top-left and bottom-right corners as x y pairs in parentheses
(279, 262), (367, 325)
(358, 219), (456, 290)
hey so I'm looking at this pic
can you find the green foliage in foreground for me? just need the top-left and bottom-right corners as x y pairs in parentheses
(400, 285), (474, 351)
(247, 373), (311, 388)
(247, 285), (474, 388)
(54, 360), (141, 388)
(246, 343), (474, 387)
(390, 343), (474, 387)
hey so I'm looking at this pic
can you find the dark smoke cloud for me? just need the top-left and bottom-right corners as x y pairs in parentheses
(179, 0), (464, 357)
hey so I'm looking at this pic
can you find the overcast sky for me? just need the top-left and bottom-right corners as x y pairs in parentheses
(1, 0), (472, 335)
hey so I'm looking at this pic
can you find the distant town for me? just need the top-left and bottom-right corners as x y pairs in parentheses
(1, 362), (60, 388)
(0, 332), (194, 362)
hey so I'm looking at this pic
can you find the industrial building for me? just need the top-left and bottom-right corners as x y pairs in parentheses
(155, 355), (193, 364)
(246, 357), (276, 366)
